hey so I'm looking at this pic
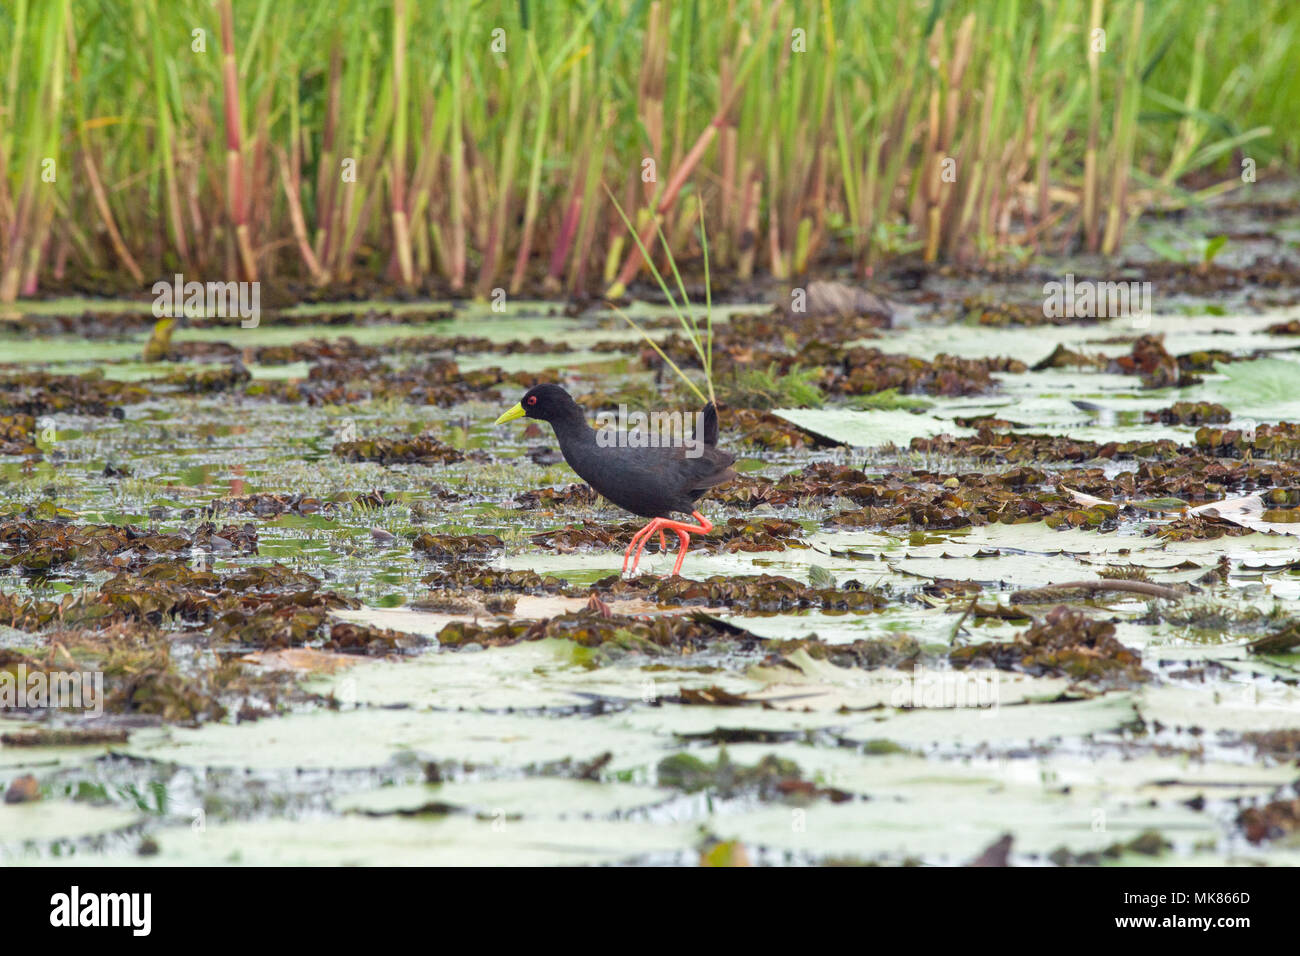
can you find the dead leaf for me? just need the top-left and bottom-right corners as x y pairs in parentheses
(240, 648), (359, 674)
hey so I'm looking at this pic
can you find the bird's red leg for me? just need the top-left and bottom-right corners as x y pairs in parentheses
(670, 529), (691, 576)
(626, 521), (663, 576)
(621, 525), (648, 574)
(622, 521), (654, 574)
(623, 518), (664, 576)
(657, 511), (715, 577)
(659, 511), (714, 535)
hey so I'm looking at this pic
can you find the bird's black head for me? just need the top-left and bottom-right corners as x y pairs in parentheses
(495, 383), (580, 426)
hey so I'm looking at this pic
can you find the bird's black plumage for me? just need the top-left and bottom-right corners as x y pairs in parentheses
(510, 384), (736, 519)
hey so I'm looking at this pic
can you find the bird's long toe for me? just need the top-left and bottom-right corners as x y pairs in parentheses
(624, 518), (662, 577)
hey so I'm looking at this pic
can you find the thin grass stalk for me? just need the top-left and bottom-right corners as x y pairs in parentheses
(605, 185), (704, 370)
(668, 0), (694, 178)
(736, 171), (759, 280)
(275, 145), (327, 285)
(1, 0), (27, 165)
(638, 0), (666, 202)
(390, 0), (414, 286)
(1083, 0), (1103, 252)
(447, 13), (466, 290)
(921, 19), (945, 263)
(313, 40), (342, 266)
(603, 188), (716, 407)
(698, 195), (714, 401)
(1159, 9), (1211, 185)
(1102, 0), (1144, 255)
(148, 0), (189, 268)
(218, 0), (256, 281)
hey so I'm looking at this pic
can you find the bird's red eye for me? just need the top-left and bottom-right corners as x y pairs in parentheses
(527, 395), (538, 405)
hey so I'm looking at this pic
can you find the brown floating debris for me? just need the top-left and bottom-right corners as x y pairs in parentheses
(951, 605), (1149, 684)
(412, 532), (503, 559)
(595, 572), (885, 612)
(3, 775), (41, 804)
(1248, 620), (1300, 656)
(436, 606), (761, 654)
(781, 280), (893, 322)
(1108, 334), (1194, 389)
(1, 727), (129, 747)
(1266, 318), (1300, 336)
(1010, 579), (1190, 604)
(679, 685), (750, 706)
(1187, 494), (1300, 537)
(1238, 798), (1300, 845)
(968, 834), (1014, 867)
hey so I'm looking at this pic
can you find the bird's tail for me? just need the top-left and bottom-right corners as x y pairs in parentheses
(700, 402), (719, 447)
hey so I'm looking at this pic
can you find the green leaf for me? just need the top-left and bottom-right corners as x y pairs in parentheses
(1202, 234), (1228, 264)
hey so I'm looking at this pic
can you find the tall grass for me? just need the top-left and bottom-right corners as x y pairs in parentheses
(0, 0), (69, 300)
(0, 0), (1296, 303)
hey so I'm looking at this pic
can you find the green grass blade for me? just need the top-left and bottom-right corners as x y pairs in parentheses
(609, 304), (708, 406)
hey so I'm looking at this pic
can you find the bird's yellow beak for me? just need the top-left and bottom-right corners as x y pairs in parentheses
(494, 402), (526, 425)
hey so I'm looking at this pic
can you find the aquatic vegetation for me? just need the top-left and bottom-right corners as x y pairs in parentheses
(334, 434), (466, 466)
(0, 370), (148, 417)
(1048, 831), (1173, 866)
(529, 517), (805, 555)
(951, 605), (1150, 684)
(1196, 422), (1300, 460)
(912, 428), (1184, 463)
(656, 751), (813, 800)
(0, 415), (38, 456)
(1238, 798), (1300, 845)
(0, 517), (194, 572)
(436, 605), (759, 656)
(156, 364), (252, 394)
(4, 290), (1300, 866)
(723, 410), (829, 451)
(601, 572), (885, 613)
(1145, 402), (1232, 426)
(421, 565), (567, 594)
(412, 533), (504, 560)
(1108, 335), (1189, 388)
(718, 364), (825, 411)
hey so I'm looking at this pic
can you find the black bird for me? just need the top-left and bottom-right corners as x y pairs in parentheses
(495, 384), (736, 576)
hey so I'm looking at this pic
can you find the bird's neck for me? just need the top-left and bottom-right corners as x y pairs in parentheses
(548, 406), (596, 450)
